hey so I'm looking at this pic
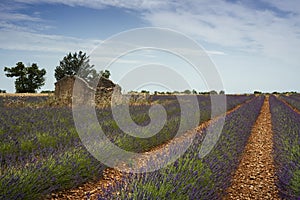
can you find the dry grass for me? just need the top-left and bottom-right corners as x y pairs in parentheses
(0, 93), (54, 97)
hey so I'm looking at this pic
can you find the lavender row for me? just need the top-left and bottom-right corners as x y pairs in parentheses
(279, 94), (300, 111)
(0, 148), (106, 199)
(202, 95), (264, 197)
(103, 94), (255, 153)
(0, 106), (81, 169)
(150, 94), (254, 112)
(269, 95), (300, 199)
(0, 106), (107, 199)
(284, 93), (300, 102)
(226, 94), (255, 110)
(0, 95), (50, 107)
(99, 96), (264, 199)
(0, 94), (255, 198)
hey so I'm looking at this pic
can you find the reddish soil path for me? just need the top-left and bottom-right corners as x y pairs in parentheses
(224, 96), (280, 199)
(48, 98), (254, 200)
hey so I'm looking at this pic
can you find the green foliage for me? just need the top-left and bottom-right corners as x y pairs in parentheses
(20, 140), (34, 153)
(40, 90), (54, 93)
(4, 62), (46, 93)
(54, 51), (100, 86)
(209, 90), (218, 95)
(254, 91), (262, 94)
(0, 149), (98, 199)
(36, 133), (58, 148)
(0, 142), (14, 155)
(100, 69), (111, 79)
(183, 89), (191, 94)
(290, 170), (300, 196)
(124, 155), (213, 199)
(219, 90), (225, 94)
(141, 90), (149, 94)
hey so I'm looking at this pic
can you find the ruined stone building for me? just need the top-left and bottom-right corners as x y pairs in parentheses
(54, 75), (121, 105)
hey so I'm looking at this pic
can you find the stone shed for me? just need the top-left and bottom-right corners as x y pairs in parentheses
(54, 75), (121, 105)
(54, 75), (95, 105)
(95, 76), (122, 104)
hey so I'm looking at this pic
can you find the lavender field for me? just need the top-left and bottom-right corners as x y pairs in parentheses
(0, 94), (299, 199)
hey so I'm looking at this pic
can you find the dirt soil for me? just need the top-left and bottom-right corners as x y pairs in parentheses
(224, 96), (280, 200)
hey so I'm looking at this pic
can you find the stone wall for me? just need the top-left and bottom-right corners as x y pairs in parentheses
(54, 75), (121, 106)
(95, 77), (122, 104)
(54, 76), (75, 98)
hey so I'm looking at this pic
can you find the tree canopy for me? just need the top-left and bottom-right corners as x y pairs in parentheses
(54, 51), (101, 86)
(4, 62), (46, 93)
(100, 70), (110, 79)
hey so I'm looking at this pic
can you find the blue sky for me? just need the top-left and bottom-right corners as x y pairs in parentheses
(0, 0), (300, 94)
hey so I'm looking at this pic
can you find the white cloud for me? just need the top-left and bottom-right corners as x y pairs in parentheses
(140, 0), (300, 65)
(0, 30), (101, 53)
(206, 51), (226, 56)
(4, 0), (300, 66)
(1, 0), (299, 93)
(0, 1), (102, 53)
(0, 12), (41, 22)
(262, 0), (300, 14)
(0, 2), (49, 33)
(13, 0), (167, 10)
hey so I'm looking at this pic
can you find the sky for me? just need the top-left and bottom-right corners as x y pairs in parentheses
(0, 0), (300, 94)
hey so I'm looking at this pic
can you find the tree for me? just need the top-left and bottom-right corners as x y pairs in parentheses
(254, 91), (262, 94)
(141, 90), (150, 94)
(209, 90), (218, 95)
(4, 62), (46, 93)
(183, 89), (191, 94)
(100, 70), (111, 79)
(54, 51), (100, 85)
(219, 90), (225, 94)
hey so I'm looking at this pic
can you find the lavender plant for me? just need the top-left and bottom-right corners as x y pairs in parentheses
(269, 95), (300, 199)
(0, 94), (255, 199)
(279, 94), (300, 111)
(99, 96), (264, 199)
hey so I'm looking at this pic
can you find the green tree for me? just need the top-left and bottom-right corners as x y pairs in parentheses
(209, 90), (218, 95)
(54, 51), (100, 85)
(141, 90), (150, 94)
(100, 70), (111, 79)
(219, 90), (225, 94)
(183, 89), (191, 94)
(4, 62), (46, 93)
(254, 91), (262, 94)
